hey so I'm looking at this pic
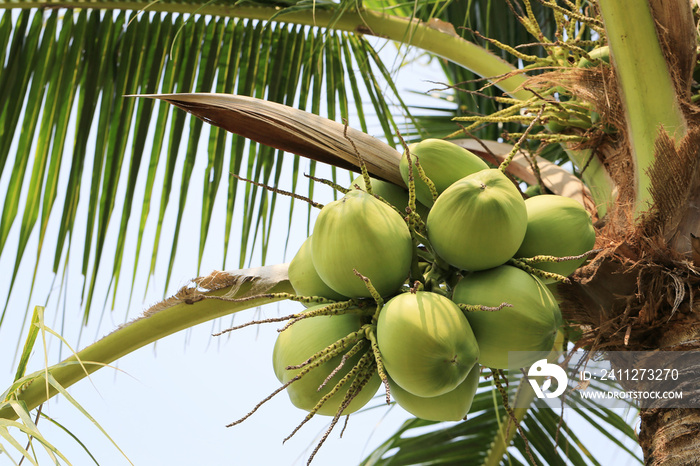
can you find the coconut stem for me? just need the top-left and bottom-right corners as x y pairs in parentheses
(284, 329), (364, 371)
(352, 269), (384, 318)
(449, 96), (540, 138)
(306, 356), (378, 465)
(213, 315), (298, 335)
(278, 301), (367, 333)
(365, 326), (391, 404)
(467, 27), (541, 63)
(213, 298), (360, 336)
(499, 105), (545, 173)
(304, 173), (350, 195)
(226, 375), (301, 427)
(517, 249), (601, 264)
(343, 119), (373, 196)
(415, 158), (439, 203)
(317, 340), (367, 391)
(490, 368), (538, 466)
(401, 138), (419, 222)
(458, 302), (513, 313)
(284, 350), (374, 444)
(507, 258), (571, 284)
(506, 132), (589, 143)
(231, 173), (324, 209)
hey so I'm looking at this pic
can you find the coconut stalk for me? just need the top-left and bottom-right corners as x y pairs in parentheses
(482, 343), (563, 466)
(598, 0), (688, 219)
(0, 265), (292, 420)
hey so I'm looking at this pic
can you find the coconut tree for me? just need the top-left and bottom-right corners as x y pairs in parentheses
(0, 0), (697, 464)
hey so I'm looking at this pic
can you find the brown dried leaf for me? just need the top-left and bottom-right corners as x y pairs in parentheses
(142, 263), (292, 317)
(648, 0), (696, 96)
(646, 127), (700, 254)
(135, 93), (404, 185)
(691, 233), (700, 267)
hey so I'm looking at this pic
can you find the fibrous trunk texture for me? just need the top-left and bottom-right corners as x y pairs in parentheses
(639, 409), (700, 465)
(560, 2), (700, 462)
(563, 252), (700, 464)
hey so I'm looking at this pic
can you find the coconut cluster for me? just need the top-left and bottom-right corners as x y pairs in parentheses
(278, 138), (595, 423)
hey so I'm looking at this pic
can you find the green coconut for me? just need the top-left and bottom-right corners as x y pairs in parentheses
(426, 168), (527, 271)
(399, 139), (488, 207)
(515, 195), (596, 282)
(350, 175), (430, 219)
(389, 364), (480, 421)
(377, 291), (479, 397)
(272, 307), (380, 416)
(452, 265), (562, 369)
(312, 189), (413, 298)
(288, 236), (348, 302)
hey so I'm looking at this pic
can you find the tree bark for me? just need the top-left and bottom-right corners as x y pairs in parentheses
(569, 2), (700, 463)
(562, 240), (700, 465)
(639, 409), (700, 465)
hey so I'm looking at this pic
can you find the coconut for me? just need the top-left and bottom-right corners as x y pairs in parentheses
(452, 265), (562, 369)
(427, 168), (527, 271)
(389, 364), (480, 421)
(515, 195), (596, 282)
(272, 307), (380, 416)
(312, 189), (413, 298)
(288, 236), (348, 302)
(399, 139), (488, 207)
(377, 291), (479, 397)
(350, 175), (430, 219)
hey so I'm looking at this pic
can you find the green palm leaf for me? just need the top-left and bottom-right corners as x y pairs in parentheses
(1, 0), (536, 330)
(362, 375), (642, 466)
(0, 4), (419, 328)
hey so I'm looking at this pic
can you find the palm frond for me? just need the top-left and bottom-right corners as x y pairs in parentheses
(362, 373), (642, 466)
(0, 5), (413, 328)
(0, 263), (293, 419)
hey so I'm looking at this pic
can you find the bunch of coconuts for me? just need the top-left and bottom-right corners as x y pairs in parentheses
(278, 138), (595, 423)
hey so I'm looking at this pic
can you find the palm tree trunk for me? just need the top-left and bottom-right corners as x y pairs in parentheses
(561, 217), (700, 465)
(563, 256), (700, 464)
(581, 2), (700, 462)
(639, 408), (700, 466)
